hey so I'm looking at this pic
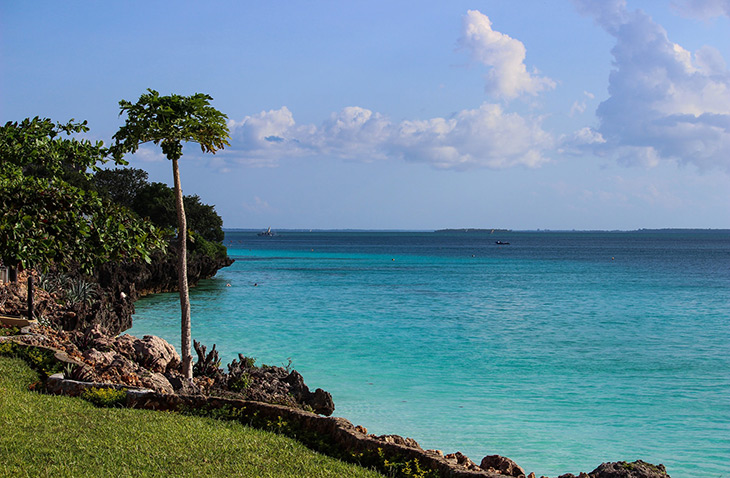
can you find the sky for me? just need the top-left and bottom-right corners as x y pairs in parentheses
(2, 0), (730, 230)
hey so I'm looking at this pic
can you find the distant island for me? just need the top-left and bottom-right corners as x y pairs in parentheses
(434, 228), (512, 233)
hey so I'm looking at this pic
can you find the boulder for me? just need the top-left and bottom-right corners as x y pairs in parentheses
(134, 335), (181, 373)
(308, 387), (335, 416)
(140, 372), (175, 394)
(588, 461), (669, 478)
(481, 454), (526, 477)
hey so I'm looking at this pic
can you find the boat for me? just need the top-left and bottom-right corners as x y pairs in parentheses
(257, 226), (275, 237)
(495, 241), (510, 245)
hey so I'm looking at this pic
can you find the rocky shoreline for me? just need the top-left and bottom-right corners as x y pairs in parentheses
(1, 266), (672, 478)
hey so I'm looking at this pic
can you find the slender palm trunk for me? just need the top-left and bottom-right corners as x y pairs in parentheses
(172, 157), (193, 379)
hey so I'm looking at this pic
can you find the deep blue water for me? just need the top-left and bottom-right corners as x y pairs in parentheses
(130, 230), (730, 477)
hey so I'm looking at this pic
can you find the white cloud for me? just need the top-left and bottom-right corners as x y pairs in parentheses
(459, 10), (556, 100)
(559, 126), (607, 156)
(224, 104), (553, 171)
(573, 0), (730, 171)
(227, 107), (316, 163)
(315, 107), (392, 159)
(671, 0), (730, 19)
(391, 104), (552, 169)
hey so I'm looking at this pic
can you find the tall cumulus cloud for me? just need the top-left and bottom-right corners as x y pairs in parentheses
(571, 0), (730, 171)
(459, 10), (556, 100)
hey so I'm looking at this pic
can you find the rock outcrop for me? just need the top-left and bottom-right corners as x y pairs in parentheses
(481, 455), (526, 477)
(10, 324), (334, 416)
(91, 246), (234, 334)
(557, 460), (670, 478)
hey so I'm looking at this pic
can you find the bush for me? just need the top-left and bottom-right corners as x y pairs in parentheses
(80, 387), (128, 408)
(0, 341), (64, 377)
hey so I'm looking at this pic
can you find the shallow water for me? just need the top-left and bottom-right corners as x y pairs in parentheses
(130, 230), (730, 477)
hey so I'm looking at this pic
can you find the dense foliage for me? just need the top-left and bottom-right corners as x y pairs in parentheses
(93, 167), (225, 244)
(0, 118), (166, 273)
(110, 89), (230, 163)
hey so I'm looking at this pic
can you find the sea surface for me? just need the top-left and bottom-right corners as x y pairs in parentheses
(129, 230), (730, 477)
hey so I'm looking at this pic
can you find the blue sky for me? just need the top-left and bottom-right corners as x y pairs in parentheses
(2, 0), (729, 230)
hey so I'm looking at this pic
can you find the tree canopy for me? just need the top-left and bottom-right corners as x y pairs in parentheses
(110, 89), (229, 162)
(0, 118), (166, 273)
(92, 167), (225, 243)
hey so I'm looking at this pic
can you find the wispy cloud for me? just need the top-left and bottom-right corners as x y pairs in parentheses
(571, 0), (730, 171)
(671, 0), (730, 19)
(242, 196), (274, 214)
(459, 10), (556, 100)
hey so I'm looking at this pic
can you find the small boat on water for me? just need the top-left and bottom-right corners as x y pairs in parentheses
(495, 240), (510, 245)
(258, 226), (275, 237)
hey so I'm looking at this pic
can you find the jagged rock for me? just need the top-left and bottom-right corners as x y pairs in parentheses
(445, 452), (481, 471)
(112, 334), (138, 361)
(165, 372), (201, 395)
(481, 454), (526, 477)
(377, 434), (421, 449)
(308, 388), (335, 416)
(83, 348), (117, 367)
(282, 370), (335, 416)
(135, 335), (181, 373)
(140, 372), (174, 394)
(588, 461), (669, 478)
(354, 425), (368, 435)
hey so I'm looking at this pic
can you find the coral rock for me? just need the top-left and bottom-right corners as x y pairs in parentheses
(481, 454), (526, 477)
(445, 452), (481, 471)
(588, 461), (669, 478)
(134, 335), (181, 373)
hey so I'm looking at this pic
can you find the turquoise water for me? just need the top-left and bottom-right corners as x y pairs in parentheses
(129, 230), (730, 477)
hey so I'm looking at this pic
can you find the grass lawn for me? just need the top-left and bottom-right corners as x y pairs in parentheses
(0, 356), (383, 477)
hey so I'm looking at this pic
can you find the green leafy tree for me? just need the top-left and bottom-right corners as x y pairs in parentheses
(133, 181), (177, 230)
(110, 89), (230, 379)
(93, 167), (225, 243)
(93, 167), (150, 210)
(0, 118), (166, 276)
(183, 194), (224, 243)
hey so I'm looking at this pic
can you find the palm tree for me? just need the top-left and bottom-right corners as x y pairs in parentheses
(111, 89), (230, 379)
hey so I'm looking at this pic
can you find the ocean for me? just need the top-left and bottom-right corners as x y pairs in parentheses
(129, 230), (730, 477)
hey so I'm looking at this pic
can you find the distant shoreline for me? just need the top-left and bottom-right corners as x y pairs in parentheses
(224, 227), (730, 233)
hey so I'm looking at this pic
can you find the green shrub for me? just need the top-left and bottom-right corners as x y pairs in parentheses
(80, 387), (127, 408)
(229, 372), (251, 392)
(0, 324), (22, 336)
(0, 341), (63, 377)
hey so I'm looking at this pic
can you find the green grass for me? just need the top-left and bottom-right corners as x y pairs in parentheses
(0, 356), (383, 478)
